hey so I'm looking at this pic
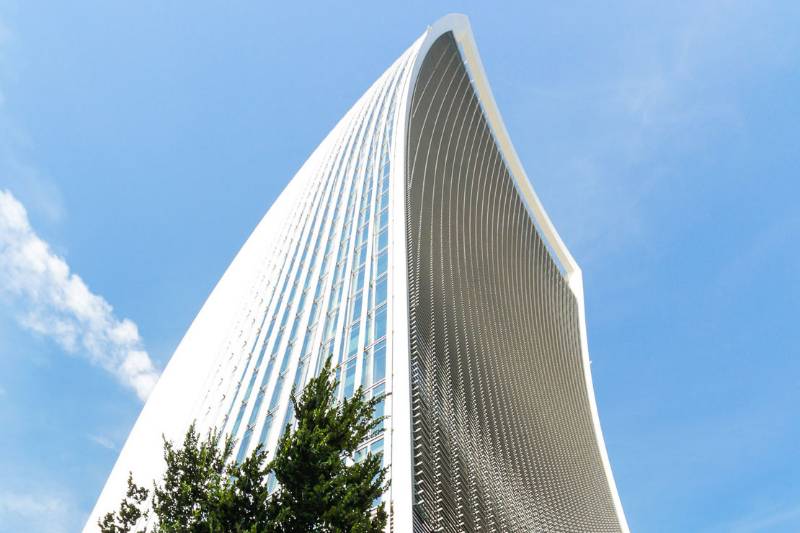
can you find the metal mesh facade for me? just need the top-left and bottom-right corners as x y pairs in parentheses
(405, 32), (622, 532)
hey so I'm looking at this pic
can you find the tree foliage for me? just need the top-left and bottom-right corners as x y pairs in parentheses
(99, 358), (387, 532)
(267, 358), (387, 532)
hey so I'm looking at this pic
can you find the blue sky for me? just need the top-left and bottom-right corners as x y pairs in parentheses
(0, 2), (798, 531)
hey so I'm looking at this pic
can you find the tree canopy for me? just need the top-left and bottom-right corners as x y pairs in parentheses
(99, 358), (387, 533)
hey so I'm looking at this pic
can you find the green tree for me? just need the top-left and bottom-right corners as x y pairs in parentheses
(99, 358), (387, 532)
(266, 358), (388, 532)
(98, 473), (149, 533)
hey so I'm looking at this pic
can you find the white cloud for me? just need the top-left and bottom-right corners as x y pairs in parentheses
(0, 189), (159, 400)
(0, 491), (74, 533)
(0, 492), (67, 516)
(88, 434), (117, 451)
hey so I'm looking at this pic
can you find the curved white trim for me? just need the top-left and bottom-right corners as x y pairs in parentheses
(399, 14), (629, 532)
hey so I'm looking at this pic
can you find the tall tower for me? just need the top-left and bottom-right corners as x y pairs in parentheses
(86, 15), (628, 533)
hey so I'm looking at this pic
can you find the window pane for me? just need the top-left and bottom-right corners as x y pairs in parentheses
(293, 359), (306, 390)
(370, 437), (385, 508)
(373, 341), (386, 382)
(280, 344), (292, 373)
(308, 302), (319, 324)
(365, 313), (373, 345)
(374, 306), (387, 340)
(236, 429), (253, 463)
(375, 276), (387, 307)
(370, 437), (384, 457)
(362, 349), (373, 388)
(269, 376), (284, 411)
(358, 244), (368, 266)
(350, 293), (362, 322)
(376, 249), (388, 275)
(318, 340), (335, 371)
(324, 311), (338, 339)
(373, 397), (385, 434)
(248, 391), (265, 426)
(376, 228), (388, 251)
(231, 402), (246, 436)
(354, 267), (365, 290)
(343, 358), (357, 399)
(347, 324), (360, 357)
(258, 414), (274, 446)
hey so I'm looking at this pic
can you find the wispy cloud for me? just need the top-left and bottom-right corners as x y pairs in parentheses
(0, 189), (159, 400)
(88, 433), (117, 451)
(517, 2), (798, 266)
(0, 490), (74, 533)
(0, 492), (67, 516)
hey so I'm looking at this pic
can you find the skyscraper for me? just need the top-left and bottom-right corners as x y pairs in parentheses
(86, 14), (628, 532)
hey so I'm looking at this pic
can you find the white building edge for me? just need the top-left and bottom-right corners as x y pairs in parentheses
(86, 14), (628, 532)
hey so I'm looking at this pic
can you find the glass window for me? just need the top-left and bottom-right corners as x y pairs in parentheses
(231, 402), (246, 436)
(343, 358), (357, 399)
(300, 329), (314, 356)
(273, 329), (284, 351)
(332, 281), (344, 304)
(379, 208), (388, 229)
(376, 228), (388, 251)
(236, 429), (253, 463)
(373, 340), (386, 383)
(347, 324), (360, 357)
(243, 370), (258, 400)
(263, 354), (278, 386)
(308, 302), (319, 324)
(375, 276), (387, 307)
(248, 391), (265, 425)
(259, 414), (274, 446)
(376, 249), (388, 275)
(372, 397), (385, 434)
(324, 311), (338, 339)
(280, 344), (293, 373)
(281, 402), (296, 433)
(365, 312), (373, 345)
(318, 340), (335, 369)
(289, 319), (300, 341)
(374, 306), (387, 340)
(269, 376), (284, 411)
(351, 293), (362, 322)
(354, 267), (365, 291)
(293, 359), (307, 389)
(357, 244), (368, 266)
(370, 438), (385, 506)
(362, 349), (373, 388)
(314, 276), (327, 300)
(264, 319), (276, 343)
